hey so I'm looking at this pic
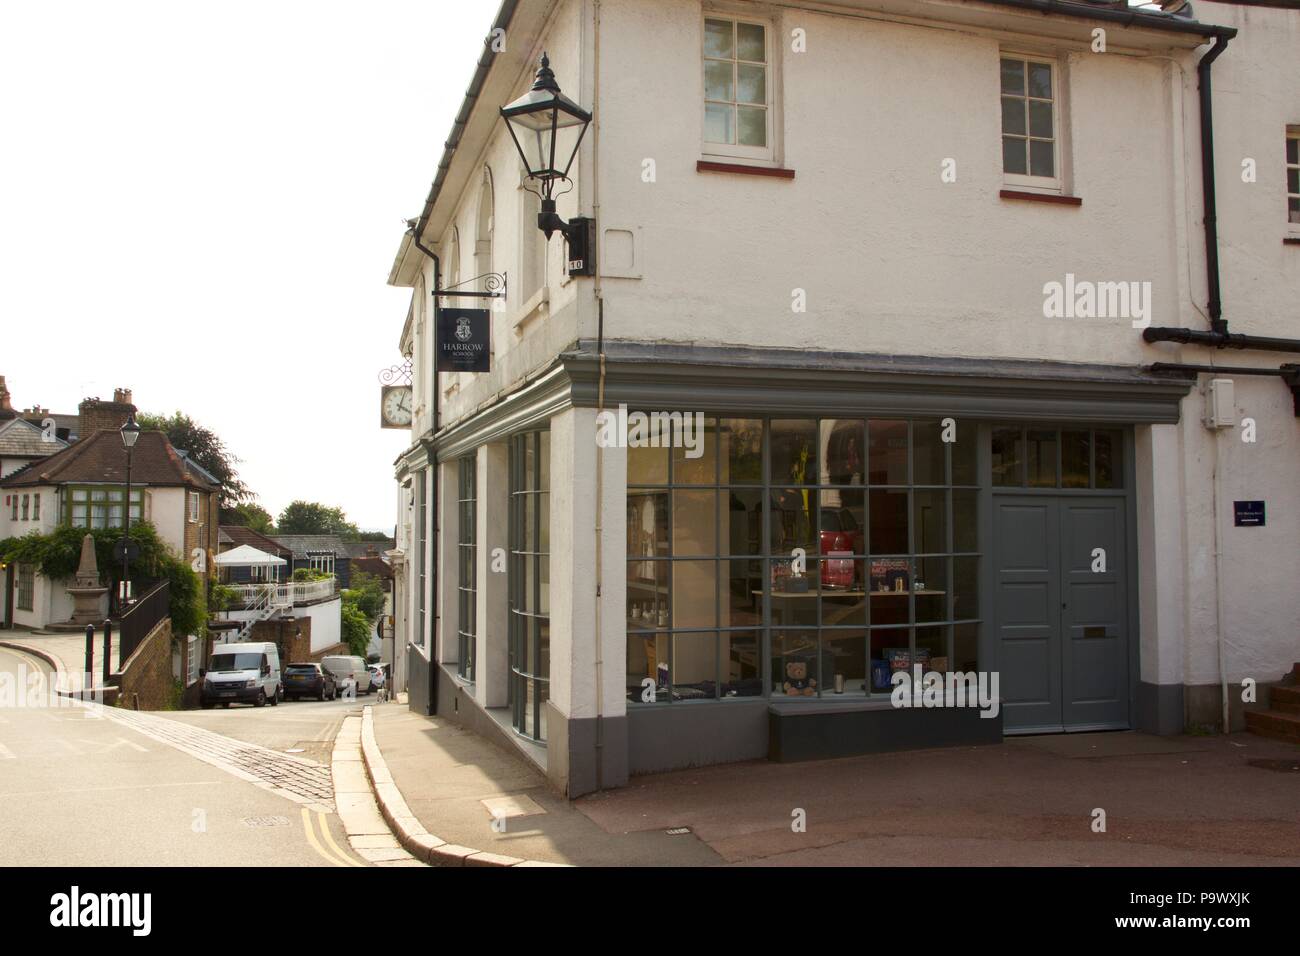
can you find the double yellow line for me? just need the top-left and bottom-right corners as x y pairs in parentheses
(301, 808), (363, 867)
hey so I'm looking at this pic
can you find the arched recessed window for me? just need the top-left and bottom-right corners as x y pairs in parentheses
(475, 168), (494, 293)
(519, 176), (545, 301)
(446, 226), (462, 291)
(412, 276), (427, 411)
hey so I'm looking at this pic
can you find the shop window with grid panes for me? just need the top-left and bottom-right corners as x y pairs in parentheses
(456, 456), (477, 683)
(625, 417), (982, 703)
(509, 431), (550, 741)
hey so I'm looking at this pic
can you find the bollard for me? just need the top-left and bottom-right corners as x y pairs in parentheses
(84, 625), (94, 687)
(102, 619), (112, 686)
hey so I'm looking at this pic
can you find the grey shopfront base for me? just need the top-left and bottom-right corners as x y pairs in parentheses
(1137, 680), (1185, 735)
(546, 702), (629, 797)
(624, 697), (1002, 772)
(768, 700), (1003, 762)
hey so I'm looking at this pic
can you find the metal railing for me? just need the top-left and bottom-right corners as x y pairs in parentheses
(229, 577), (335, 609)
(118, 580), (170, 663)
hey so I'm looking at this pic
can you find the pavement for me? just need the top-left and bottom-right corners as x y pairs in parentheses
(575, 731), (1300, 866)
(369, 703), (1300, 867)
(0, 626), (118, 689)
(367, 704), (720, 865)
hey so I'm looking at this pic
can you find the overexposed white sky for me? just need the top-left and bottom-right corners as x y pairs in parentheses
(0, 0), (499, 530)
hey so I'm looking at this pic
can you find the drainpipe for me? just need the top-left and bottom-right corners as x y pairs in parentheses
(1210, 418), (1229, 735)
(1142, 327), (1300, 353)
(1145, 28), (1300, 360)
(412, 233), (441, 717)
(591, 0), (606, 793)
(1197, 34), (1229, 333)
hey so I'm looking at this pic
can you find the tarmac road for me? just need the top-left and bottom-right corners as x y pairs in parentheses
(0, 645), (365, 868)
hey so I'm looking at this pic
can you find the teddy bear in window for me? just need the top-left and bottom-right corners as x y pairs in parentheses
(783, 659), (817, 697)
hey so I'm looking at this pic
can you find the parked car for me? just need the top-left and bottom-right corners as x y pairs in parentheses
(283, 662), (337, 701)
(320, 654), (372, 696)
(202, 642), (281, 708)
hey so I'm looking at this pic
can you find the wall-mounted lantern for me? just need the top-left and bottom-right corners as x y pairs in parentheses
(500, 53), (596, 275)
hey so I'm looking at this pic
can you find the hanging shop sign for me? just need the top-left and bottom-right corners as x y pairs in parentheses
(1233, 500), (1265, 527)
(436, 308), (491, 373)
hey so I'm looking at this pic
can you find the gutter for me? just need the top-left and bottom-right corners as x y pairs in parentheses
(979, 0), (1237, 38)
(409, 0), (521, 253)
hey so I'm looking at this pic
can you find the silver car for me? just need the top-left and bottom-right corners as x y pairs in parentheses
(320, 654), (372, 697)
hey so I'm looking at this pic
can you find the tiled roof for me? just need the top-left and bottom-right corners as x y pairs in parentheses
(271, 533), (351, 559)
(0, 418), (67, 459)
(0, 429), (219, 490)
(176, 450), (222, 486)
(350, 556), (393, 581)
(220, 525), (292, 559)
(342, 538), (394, 559)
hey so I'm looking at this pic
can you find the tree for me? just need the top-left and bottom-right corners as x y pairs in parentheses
(222, 502), (274, 533)
(340, 602), (371, 658)
(277, 501), (359, 537)
(342, 571), (385, 622)
(137, 411), (250, 509)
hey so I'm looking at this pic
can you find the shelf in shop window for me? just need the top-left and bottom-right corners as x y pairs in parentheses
(754, 589), (947, 598)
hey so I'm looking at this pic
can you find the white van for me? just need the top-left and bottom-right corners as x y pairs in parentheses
(320, 654), (371, 697)
(202, 642), (282, 708)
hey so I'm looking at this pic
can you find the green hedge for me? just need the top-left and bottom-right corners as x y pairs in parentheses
(0, 522), (205, 637)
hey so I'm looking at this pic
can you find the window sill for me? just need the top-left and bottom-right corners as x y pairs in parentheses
(1000, 189), (1082, 207)
(697, 160), (795, 180)
(512, 285), (549, 336)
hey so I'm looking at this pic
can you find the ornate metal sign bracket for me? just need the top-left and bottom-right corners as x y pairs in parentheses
(378, 358), (413, 386)
(435, 272), (506, 300)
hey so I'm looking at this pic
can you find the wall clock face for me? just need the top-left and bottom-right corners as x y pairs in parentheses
(381, 386), (413, 428)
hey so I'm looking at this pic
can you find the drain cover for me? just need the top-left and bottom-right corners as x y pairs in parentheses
(242, 815), (291, 828)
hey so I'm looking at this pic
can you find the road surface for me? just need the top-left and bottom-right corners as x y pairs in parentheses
(0, 645), (364, 867)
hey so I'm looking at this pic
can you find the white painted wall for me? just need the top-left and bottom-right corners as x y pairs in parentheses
(398, 0), (1299, 739)
(410, 0), (587, 441)
(300, 597), (342, 653)
(148, 487), (187, 557)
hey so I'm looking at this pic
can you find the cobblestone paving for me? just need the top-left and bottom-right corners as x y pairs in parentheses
(99, 705), (335, 811)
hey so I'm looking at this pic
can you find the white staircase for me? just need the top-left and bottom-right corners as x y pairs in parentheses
(231, 584), (293, 642)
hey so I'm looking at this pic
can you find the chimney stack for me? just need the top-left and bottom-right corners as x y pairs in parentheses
(0, 376), (12, 417)
(79, 389), (138, 437)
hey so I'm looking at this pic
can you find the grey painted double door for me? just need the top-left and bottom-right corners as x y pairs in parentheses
(994, 496), (1130, 733)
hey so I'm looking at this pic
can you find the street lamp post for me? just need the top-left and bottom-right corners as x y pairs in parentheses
(119, 413), (140, 609)
(500, 53), (593, 246)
